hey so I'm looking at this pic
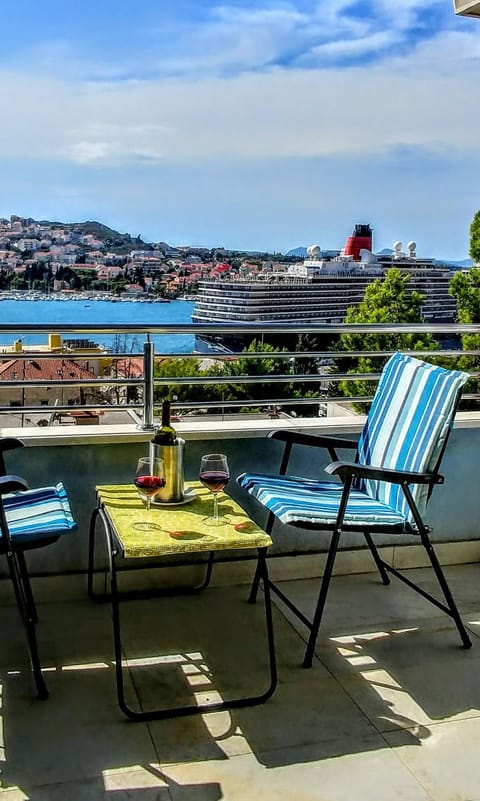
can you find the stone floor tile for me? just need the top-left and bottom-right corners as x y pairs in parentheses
(337, 651), (480, 733)
(0, 766), (173, 801)
(163, 743), (432, 801)
(315, 616), (476, 674)
(0, 668), (155, 788)
(148, 672), (378, 766)
(270, 567), (476, 640)
(385, 716), (480, 801)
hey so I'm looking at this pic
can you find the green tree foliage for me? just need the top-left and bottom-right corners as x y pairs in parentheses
(469, 210), (480, 265)
(153, 341), (291, 414)
(333, 269), (437, 410)
(153, 357), (218, 406)
(217, 340), (287, 406)
(449, 268), (480, 406)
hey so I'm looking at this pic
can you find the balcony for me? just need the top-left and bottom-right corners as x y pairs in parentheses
(454, 0), (480, 17)
(1, 322), (480, 797)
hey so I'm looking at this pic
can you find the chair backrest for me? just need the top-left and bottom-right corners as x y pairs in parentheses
(356, 352), (469, 522)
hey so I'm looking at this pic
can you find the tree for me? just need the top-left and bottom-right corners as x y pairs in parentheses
(152, 341), (291, 414)
(470, 210), (480, 265)
(449, 268), (480, 406)
(333, 269), (437, 410)
(218, 340), (287, 406)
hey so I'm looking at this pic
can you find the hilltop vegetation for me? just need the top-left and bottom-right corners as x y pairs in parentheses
(38, 219), (150, 254)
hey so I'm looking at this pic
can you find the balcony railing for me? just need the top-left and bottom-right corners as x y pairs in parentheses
(0, 322), (479, 429)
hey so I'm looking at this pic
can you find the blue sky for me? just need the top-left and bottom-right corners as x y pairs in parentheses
(0, 1), (479, 258)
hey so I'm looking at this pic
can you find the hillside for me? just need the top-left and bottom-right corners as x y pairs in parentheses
(37, 219), (150, 253)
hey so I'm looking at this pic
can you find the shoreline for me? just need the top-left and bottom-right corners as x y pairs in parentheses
(0, 291), (173, 303)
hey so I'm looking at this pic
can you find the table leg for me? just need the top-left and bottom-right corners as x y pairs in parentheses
(107, 539), (277, 721)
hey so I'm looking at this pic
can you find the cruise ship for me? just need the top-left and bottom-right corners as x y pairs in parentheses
(192, 225), (457, 350)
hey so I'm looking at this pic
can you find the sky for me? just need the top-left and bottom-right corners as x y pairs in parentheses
(0, 1), (479, 259)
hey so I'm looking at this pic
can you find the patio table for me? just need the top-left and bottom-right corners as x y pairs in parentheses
(88, 481), (277, 720)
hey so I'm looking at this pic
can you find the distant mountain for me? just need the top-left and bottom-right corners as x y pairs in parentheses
(285, 246), (308, 257)
(436, 258), (472, 269)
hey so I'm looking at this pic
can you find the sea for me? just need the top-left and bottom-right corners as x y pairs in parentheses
(0, 298), (196, 353)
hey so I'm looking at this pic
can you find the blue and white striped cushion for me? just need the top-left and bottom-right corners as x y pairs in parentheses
(356, 352), (469, 521)
(1, 483), (77, 544)
(238, 474), (408, 529)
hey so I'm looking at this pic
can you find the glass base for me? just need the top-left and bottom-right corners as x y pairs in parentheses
(203, 515), (230, 527)
(133, 521), (162, 532)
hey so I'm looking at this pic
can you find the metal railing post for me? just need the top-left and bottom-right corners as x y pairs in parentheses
(137, 338), (155, 431)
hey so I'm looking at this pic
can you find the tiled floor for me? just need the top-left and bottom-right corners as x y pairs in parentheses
(1, 563), (480, 800)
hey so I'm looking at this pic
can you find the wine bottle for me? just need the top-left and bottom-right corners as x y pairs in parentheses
(152, 399), (177, 446)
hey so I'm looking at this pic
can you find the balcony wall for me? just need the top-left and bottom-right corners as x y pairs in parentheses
(1, 413), (479, 585)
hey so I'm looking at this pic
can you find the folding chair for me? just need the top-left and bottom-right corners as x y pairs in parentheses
(238, 352), (472, 668)
(0, 437), (77, 698)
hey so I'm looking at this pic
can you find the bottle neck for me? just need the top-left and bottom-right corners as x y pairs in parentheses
(161, 400), (171, 428)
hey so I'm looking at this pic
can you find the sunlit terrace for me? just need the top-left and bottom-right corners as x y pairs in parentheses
(1, 322), (480, 799)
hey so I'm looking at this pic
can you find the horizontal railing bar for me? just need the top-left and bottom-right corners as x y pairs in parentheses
(1, 322), (480, 335)
(0, 404), (144, 415)
(3, 393), (479, 417)
(3, 370), (480, 390)
(0, 378), (143, 389)
(2, 349), (477, 363)
(0, 351), (151, 361)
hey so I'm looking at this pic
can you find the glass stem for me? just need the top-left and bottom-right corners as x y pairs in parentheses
(213, 492), (219, 522)
(146, 498), (151, 513)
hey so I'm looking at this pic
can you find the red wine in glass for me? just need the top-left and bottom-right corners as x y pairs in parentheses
(199, 471), (230, 493)
(134, 457), (165, 523)
(134, 475), (166, 498)
(199, 454), (230, 524)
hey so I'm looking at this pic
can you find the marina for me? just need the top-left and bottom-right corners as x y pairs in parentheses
(0, 298), (196, 353)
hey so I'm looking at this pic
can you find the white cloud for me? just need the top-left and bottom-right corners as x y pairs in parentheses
(66, 124), (172, 165)
(0, 37), (479, 170)
(308, 29), (399, 59)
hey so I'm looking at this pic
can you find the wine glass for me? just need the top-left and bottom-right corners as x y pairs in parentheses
(134, 456), (165, 530)
(199, 453), (230, 525)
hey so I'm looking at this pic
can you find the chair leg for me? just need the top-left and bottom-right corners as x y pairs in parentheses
(363, 531), (390, 586)
(16, 549), (40, 622)
(303, 526), (342, 669)
(6, 550), (49, 699)
(420, 530), (472, 649)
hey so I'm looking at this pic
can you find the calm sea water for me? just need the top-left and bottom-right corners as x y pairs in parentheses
(0, 298), (196, 352)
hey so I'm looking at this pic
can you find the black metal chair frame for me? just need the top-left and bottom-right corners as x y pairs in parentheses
(0, 437), (61, 699)
(88, 493), (278, 721)
(247, 401), (472, 669)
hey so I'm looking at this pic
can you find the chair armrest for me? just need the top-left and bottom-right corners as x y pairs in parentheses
(0, 475), (29, 495)
(268, 429), (358, 475)
(325, 460), (442, 486)
(268, 430), (358, 450)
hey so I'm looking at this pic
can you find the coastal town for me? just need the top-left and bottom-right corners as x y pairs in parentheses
(0, 214), (294, 302)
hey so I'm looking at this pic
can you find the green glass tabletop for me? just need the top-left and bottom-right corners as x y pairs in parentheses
(95, 482), (272, 558)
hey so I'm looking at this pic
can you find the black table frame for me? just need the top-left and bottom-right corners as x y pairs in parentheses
(88, 498), (277, 721)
